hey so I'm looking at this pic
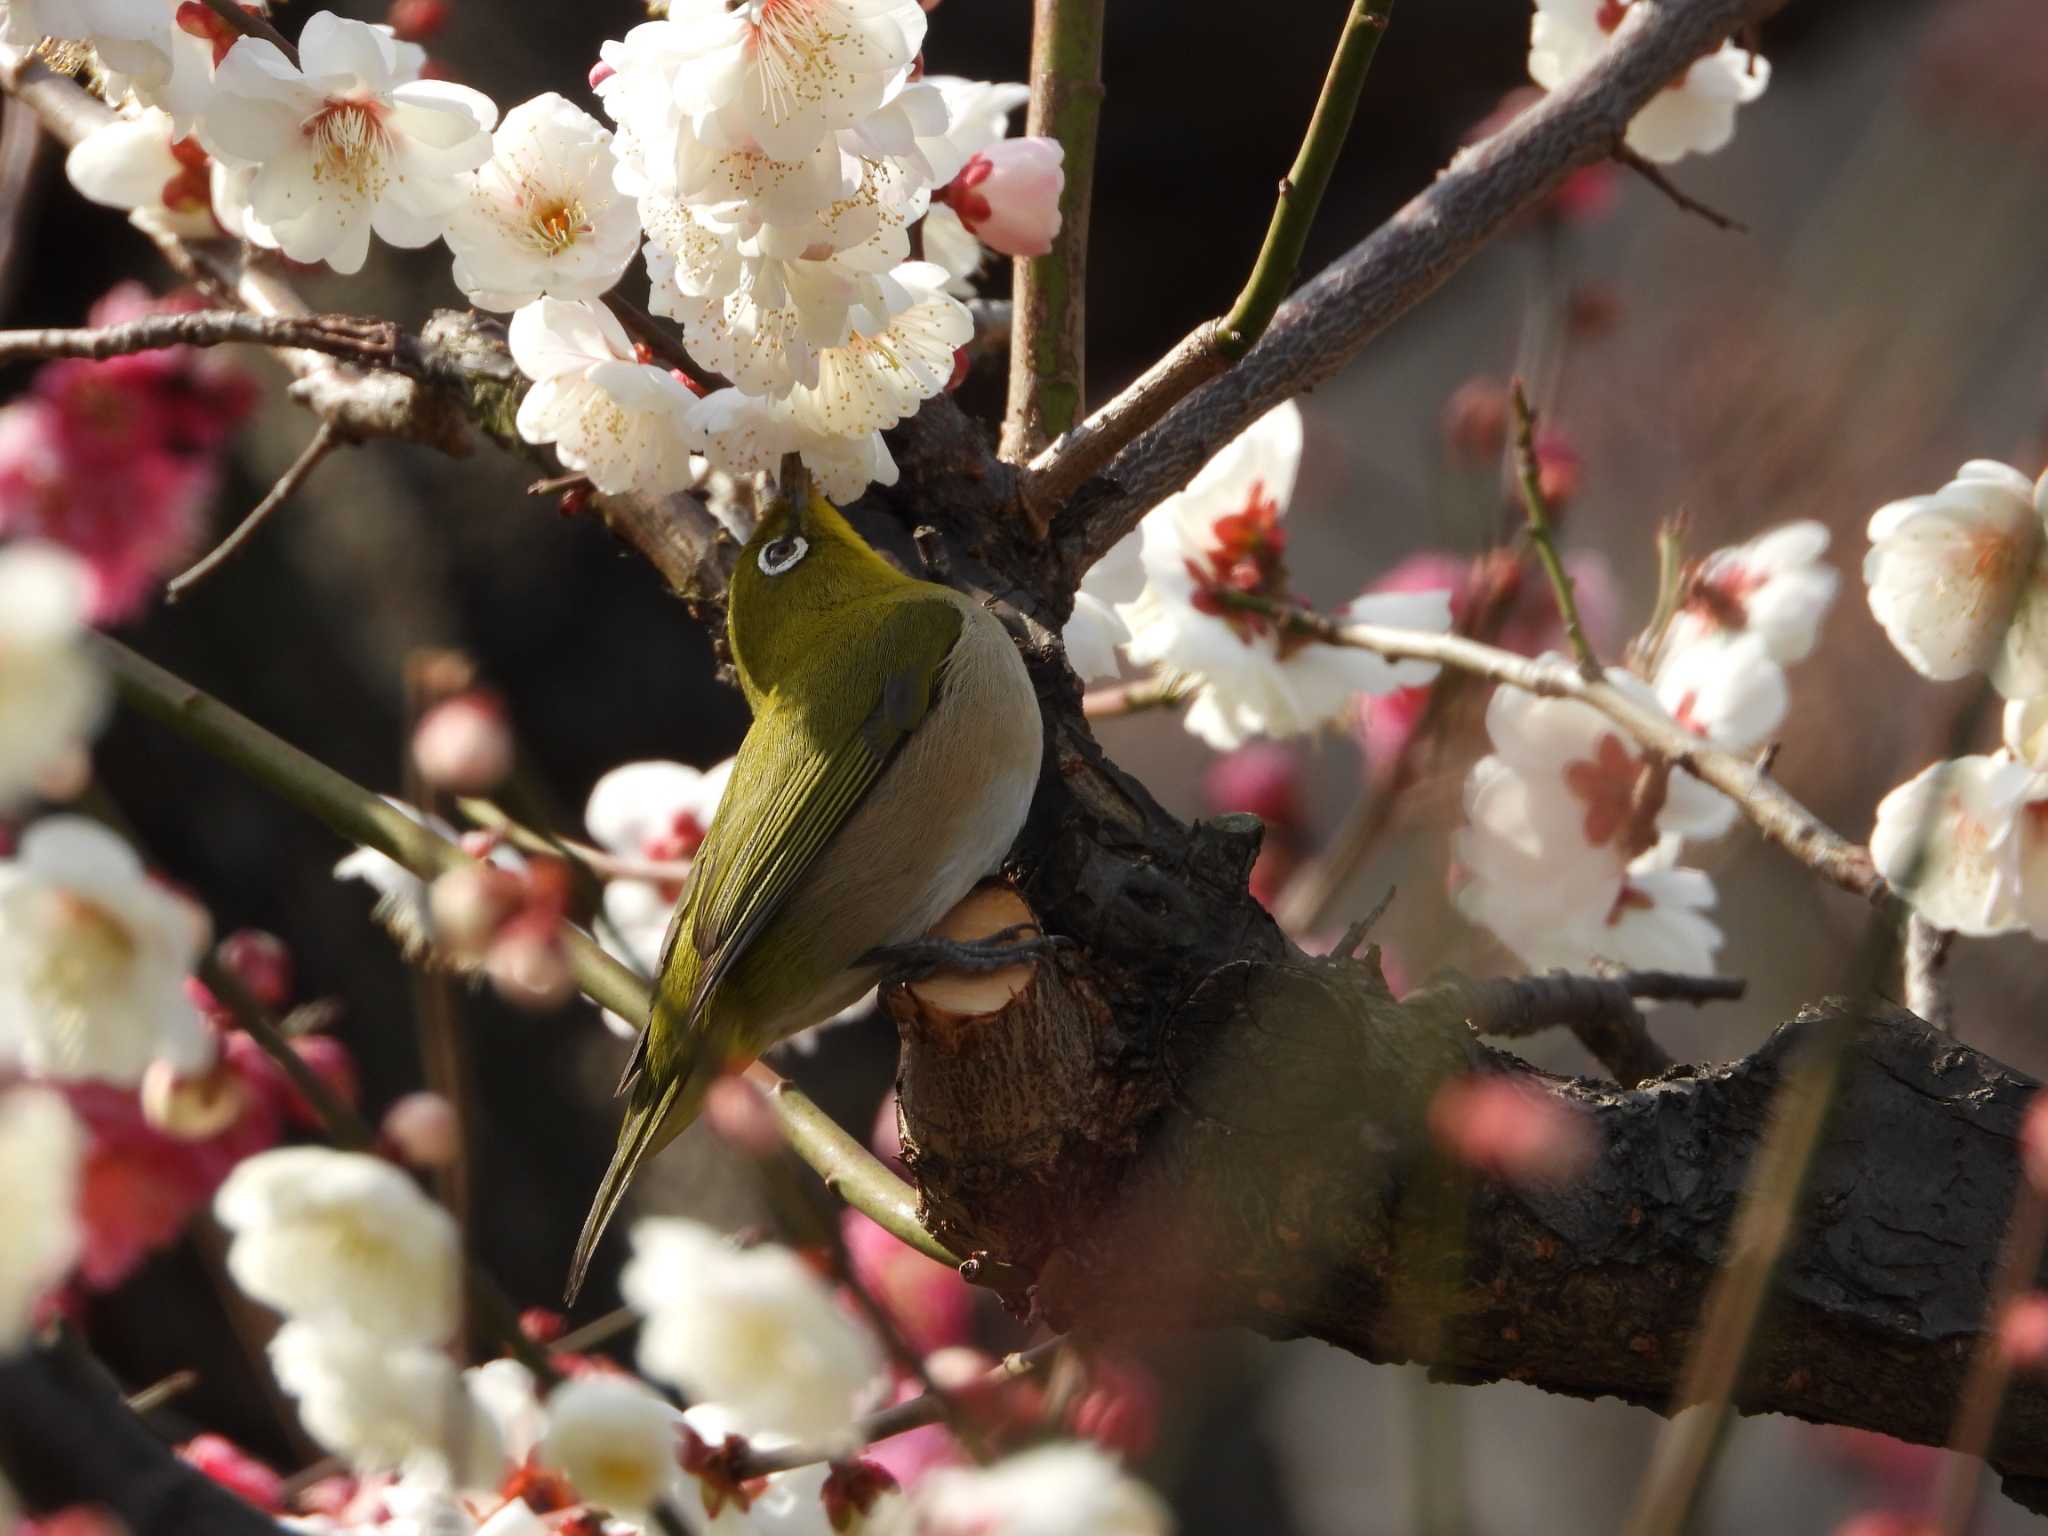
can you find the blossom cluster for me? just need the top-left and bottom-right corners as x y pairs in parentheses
(1454, 521), (1839, 978)
(47, 2), (1061, 506)
(1864, 462), (2048, 938)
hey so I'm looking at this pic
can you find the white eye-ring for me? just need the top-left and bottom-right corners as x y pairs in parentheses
(758, 535), (809, 575)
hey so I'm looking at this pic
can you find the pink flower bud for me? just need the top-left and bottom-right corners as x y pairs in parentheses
(179, 1435), (284, 1511)
(588, 59), (616, 89)
(1203, 743), (1302, 832)
(2021, 1091), (2048, 1194)
(943, 139), (1065, 258)
(385, 0), (448, 41)
(411, 691), (514, 794)
(704, 1073), (785, 1157)
(140, 1058), (248, 1141)
(1428, 1075), (1595, 1185)
(2002, 1292), (2048, 1371)
(427, 864), (520, 958)
(1441, 378), (1509, 465)
(1532, 431), (1581, 510)
(381, 1090), (461, 1168)
(484, 917), (574, 1011)
(215, 928), (294, 1010)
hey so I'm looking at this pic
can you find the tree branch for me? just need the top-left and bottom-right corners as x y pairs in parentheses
(1509, 381), (1598, 678)
(166, 422), (346, 600)
(0, 311), (415, 370)
(1053, 0), (1792, 577)
(1021, 0), (1394, 516)
(1000, 0), (1108, 466)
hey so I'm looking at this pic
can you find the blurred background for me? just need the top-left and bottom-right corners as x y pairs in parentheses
(12, 0), (2048, 1528)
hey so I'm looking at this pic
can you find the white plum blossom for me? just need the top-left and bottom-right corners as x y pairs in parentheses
(904, 1443), (1171, 1536)
(1652, 631), (1788, 752)
(0, 816), (212, 1085)
(1865, 460), (2048, 699)
(624, 1217), (884, 1445)
(1870, 755), (2032, 939)
(1454, 674), (1728, 976)
(0, 0), (178, 88)
(268, 1321), (504, 1480)
(1115, 401), (1453, 749)
(197, 12), (497, 275)
(1063, 533), (1145, 683)
(538, 1375), (684, 1521)
(688, 385), (898, 502)
(214, 1146), (461, 1345)
(0, 545), (108, 809)
(510, 297), (702, 496)
(935, 136), (1064, 259)
(63, 105), (222, 240)
(1663, 519), (1839, 666)
(443, 92), (640, 312)
(1528, 0), (1769, 164)
(585, 757), (734, 977)
(663, 0), (928, 161)
(0, 1088), (81, 1352)
(334, 800), (525, 958)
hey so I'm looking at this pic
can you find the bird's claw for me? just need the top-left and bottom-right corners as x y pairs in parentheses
(862, 924), (1074, 982)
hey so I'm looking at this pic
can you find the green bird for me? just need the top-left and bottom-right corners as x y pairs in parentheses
(566, 489), (1044, 1301)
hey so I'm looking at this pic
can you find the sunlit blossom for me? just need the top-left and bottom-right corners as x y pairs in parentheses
(0, 545), (107, 809)
(0, 1088), (81, 1352)
(509, 297), (702, 497)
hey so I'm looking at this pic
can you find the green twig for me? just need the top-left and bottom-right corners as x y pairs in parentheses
(1000, 0), (1109, 466)
(1508, 380), (1597, 679)
(1218, 0), (1395, 357)
(1021, 0), (1394, 513)
(86, 633), (958, 1270)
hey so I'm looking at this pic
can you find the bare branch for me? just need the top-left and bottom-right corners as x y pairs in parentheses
(0, 310), (413, 370)
(1054, 0), (1792, 576)
(1211, 592), (1885, 902)
(1411, 971), (1677, 1088)
(1510, 381), (1599, 678)
(166, 422), (346, 600)
(1000, 0), (1108, 466)
(1905, 913), (1954, 1030)
(1021, 0), (1394, 514)
(196, 0), (300, 67)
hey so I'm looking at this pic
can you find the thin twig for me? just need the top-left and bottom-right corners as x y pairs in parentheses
(0, 311), (410, 370)
(1208, 592), (1886, 903)
(1904, 914), (1954, 1032)
(527, 471), (591, 498)
(122, 1369), (200, 1415)
(1509, 380), (1598, 679)
(732, 1340), (1063, 1478)
(999, 0), (1109, 468)
(1415, 971), (1675, 1088)
(1080, 677), (1189, 719)
(458, 798), (692, 885)
(197, 0), (300, 67)
(87, 633), (956, 1269)
(1605, 969), (1747, 1005)
(601, 292), (714, 391)
(1023, 0), (1395, 514)
(551, 1305), (637, 1356)
(1615, 145), (1747, 232)
(166, 423), (344, 601)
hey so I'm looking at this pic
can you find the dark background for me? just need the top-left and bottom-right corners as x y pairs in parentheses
(23, 0), (2042, 1529)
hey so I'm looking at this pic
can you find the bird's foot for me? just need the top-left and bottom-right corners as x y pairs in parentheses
(862, 924), (1073, 983)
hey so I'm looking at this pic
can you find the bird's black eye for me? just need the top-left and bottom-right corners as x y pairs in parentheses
(758, 535), (808, 575)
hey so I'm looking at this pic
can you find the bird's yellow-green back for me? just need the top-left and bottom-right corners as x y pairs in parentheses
(566, 493), (971, 1301)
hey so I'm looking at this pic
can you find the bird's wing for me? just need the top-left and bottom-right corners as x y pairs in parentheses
(618, 593), (965, 1092)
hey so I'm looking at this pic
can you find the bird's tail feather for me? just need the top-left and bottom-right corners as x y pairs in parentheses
(564, 1066), (705, 1305)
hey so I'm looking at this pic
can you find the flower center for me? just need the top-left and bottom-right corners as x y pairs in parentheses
(1562, 733), (1665, 858)
(14, 891), (138, 1062)
(1185, 483), (1296, 644)
(525, 198), (591, 255)
(743, 0), (842, 124)
(304, 99), (391, 194)
(1681, 560), (1765, 632)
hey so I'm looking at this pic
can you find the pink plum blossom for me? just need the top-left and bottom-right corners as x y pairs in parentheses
(939, 137), (1065, 258)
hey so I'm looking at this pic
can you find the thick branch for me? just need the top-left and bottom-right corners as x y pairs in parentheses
(1055, 0), (1791, 573)
(1021, 0), (1393, 514)
(1000, 0), (1107, 464)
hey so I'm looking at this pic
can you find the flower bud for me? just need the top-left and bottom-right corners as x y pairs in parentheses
(588, 59), (616, 89)
(942, 139), (1065, 258)
(1532, 431), (1582, 510)
(2003, 1292), (2048, 1371)
(140, 1058), (247, 1141)
(215, 928), (294, 1010)
(427, 864), (520, 959)
(179, 1435), (284, 1512)
(385, 0), (448, 41)
(1441, 378), (1509, 465)
(1427, 1075), (1595, 1185)
(484, 917), (574, 1011)
(411, 691), (514, 794)
(382, 1090), (460, 1168)
(703, 1073), (784, 1157)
